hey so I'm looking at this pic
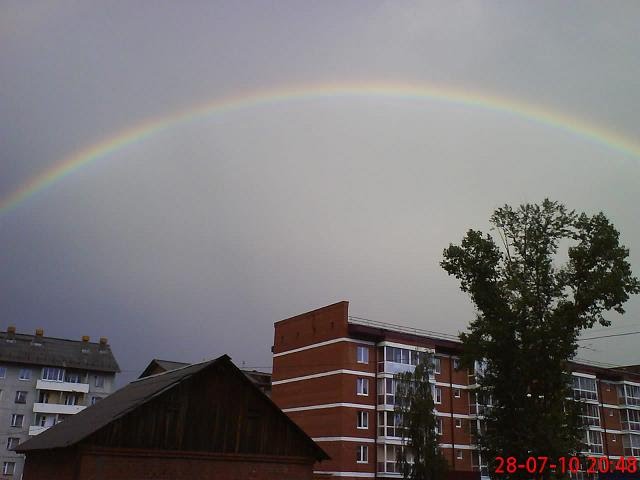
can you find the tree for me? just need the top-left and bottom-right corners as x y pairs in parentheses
(395, 360), (449, 480)
(440, 199), (639, 479)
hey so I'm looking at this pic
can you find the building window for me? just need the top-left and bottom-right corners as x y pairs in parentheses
(14, 391), (27, 404)
(357, 411), (368, 429)
(64, 394), (78, 406)
(357, 378), (369, 396)
(357, 346), (369, 364)
(0, 366), (6, 378)
(65, 371), (81, 383)
(583, 430), (603, 454)
(625, 409), (640, 431)
(454, 388), (461, 398)
(3, 462), (15, 475)
(39, 391), (50, 403)
(18, 368), (32, 380)
(433, 357), (441, 374)
(455, 418), (463, 428)
(456, 450), (463, 460)
(91, 396), (102, 405)
(433, 386), (442, 404)
(357, 445), (368, 463)
(572, 376), (597, 401)
(6, 437), (19, 450)
(435, 418), (443, 435)
(453, 358), (461, 370)
(42, 367), (64, 382)
(580, 404), (600, 427)
(94, 375), (105, 388)
(10, 414), (23, 427)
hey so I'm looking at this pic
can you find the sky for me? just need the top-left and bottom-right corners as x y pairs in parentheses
(1, 1), (639, 384)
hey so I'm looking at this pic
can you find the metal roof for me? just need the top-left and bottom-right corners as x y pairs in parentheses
(0, 331), (120, 373)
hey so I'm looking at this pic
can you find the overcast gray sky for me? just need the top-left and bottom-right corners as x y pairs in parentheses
(2, 1), (639, 384)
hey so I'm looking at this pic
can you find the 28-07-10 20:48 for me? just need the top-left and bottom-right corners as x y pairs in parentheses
(494, 456), (638, 474)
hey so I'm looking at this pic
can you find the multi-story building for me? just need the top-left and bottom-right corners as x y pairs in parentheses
(0, 326), (119, 479)
(271, 301), (640, 480)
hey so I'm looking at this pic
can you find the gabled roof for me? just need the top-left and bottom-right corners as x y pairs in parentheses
(0, 331), (120, 373)
(138, 359), (188, 378)
(17, 355), (327, 460)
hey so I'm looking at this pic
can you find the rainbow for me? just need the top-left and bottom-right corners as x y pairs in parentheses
(2, 82), (639, 216)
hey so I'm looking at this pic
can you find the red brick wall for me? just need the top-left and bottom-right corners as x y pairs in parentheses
(23, 448), (316, 480)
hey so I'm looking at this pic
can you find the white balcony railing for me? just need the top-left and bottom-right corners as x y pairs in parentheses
(32, 403), (86, 415)
(36, 379), (89, 393)
(28, 426), (48, 436)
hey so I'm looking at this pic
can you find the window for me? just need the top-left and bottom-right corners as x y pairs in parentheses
(91, 396), (102, 405)
(625, 409), (640, 431)
(42, 367), (64, 382)
(456, 450), (463, 460)
(18, 368), (32, 380)
(572, 376), (597, 401)
(454, 388), (461, 398)
(357, 411), (368, 429)
(65, 371), (81, 383)
(623, 434), (640, 456)
(357, 445), (368, 463)
(64, 394), (78, 406)
(455, 418), (463, 429)
(39, 391), (50, 403)
(94, 375), (105, 388)
(10, 414), (23, 427)
(0, 366), (6, 378)
(435, 418), (443, 435)
(357, 378), (369, 395)
(583, 430), (603, 454)
(2, 462), (15, 475)
(620, 384), (640, 406)
(357, 346), (369, 364)
(14, 391), (27, 404)
(580, 404), (600, 426)
(433, 357), (441, 374)
(6, 437), (19, 450)
(453, 358), (461, 370)
(433, 386), (442, 404)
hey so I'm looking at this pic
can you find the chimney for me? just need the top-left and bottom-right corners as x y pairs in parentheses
(35, 328), (44, 337)
(82, 335), (90, 342)
(7, 325), (16, 339)
(99, 337), (108, 346)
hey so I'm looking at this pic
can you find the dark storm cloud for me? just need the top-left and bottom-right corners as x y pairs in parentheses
(1, 1), (638, 384)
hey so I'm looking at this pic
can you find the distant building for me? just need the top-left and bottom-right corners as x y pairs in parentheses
(139, 358), (272, 397)
(16, 355), (328, 480)
(0, 326), (119, 479)
(271, 301), (640, 480)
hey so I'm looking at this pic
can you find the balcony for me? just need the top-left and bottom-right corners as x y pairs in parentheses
(28, 426), (48, 436)
(32, 403), (86, 415)
(36, 379), (90, 393)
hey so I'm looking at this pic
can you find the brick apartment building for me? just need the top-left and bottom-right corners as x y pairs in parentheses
(271, 301), (640, 480)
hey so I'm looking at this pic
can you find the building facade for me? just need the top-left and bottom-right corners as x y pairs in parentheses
(271, 301), (640, 480)
(0, 327), (119, 479)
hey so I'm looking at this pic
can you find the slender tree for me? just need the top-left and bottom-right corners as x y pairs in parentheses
(395, 360), (449, 480)
(441, 199), (639, 479)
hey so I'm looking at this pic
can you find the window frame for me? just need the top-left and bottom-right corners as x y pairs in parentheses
(18, 368), (32, 381)
(455, 418), (463, 429)
(433, 386), (442, 404)
(3, 461), (16, 475)
(41, 367), (64, 382)
(357, 411), (369, 429)
(357, 377), (369, 396)
(356, 445), (369, 464)
(0, 366), (6, 378)
(10, 414), (24, 428)
(356, 345), (369, 364)
(6, 437), (19, 451)
(14, 391), (27, 404)
(94, 374), (105, 388)
(433, 357), (441, 374)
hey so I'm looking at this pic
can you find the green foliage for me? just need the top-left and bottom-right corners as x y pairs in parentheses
(395, 361), (449, 480)
(441, 200), (639, 479)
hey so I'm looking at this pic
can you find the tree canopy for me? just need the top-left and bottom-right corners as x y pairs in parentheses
(441, 199), (639, 479)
